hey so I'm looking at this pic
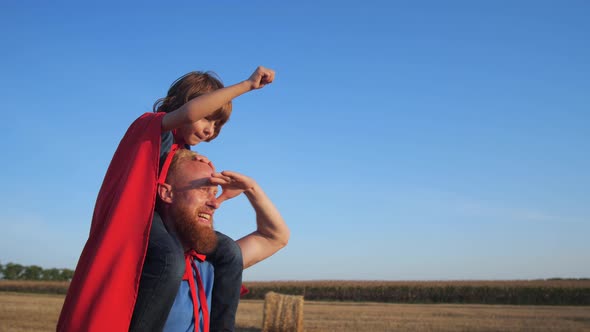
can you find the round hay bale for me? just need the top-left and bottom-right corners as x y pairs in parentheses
(262, 291), (304, 332)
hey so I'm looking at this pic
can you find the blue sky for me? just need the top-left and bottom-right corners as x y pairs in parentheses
(1, 1), (588, 281)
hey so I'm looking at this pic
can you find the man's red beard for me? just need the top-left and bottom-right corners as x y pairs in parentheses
(170, 200), (218, 254)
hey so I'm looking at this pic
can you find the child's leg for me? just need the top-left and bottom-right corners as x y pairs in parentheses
(129, 213), (185, 332)
(207, 231), (244, 332)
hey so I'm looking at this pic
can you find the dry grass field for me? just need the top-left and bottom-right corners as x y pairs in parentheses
(1, 292), (589, 332)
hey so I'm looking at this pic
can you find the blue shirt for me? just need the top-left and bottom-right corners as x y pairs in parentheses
(163, 258), (214, 332)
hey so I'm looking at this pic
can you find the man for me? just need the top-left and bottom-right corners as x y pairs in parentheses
(153, 148), (289, 331)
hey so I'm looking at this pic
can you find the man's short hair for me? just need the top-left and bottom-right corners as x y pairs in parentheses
(156, 149), (203, 213)
(167, 149), (201, 183)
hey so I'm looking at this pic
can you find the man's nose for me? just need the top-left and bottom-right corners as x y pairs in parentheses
(206, 194), (220, 209)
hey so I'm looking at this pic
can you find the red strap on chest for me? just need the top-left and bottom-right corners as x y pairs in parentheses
(183, 250), (209, 332)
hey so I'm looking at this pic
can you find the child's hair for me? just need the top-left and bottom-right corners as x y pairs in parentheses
(153, 71), (232, 141)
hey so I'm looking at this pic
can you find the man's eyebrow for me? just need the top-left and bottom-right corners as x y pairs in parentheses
(172, 178), (210, 192)
(174, 184), (217, 192)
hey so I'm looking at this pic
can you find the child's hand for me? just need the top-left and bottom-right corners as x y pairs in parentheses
(209, 171), (256, 204)
(247, 66), (275, 90)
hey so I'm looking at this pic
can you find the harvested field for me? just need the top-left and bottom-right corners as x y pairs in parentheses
(1, 292), (589, 331)
(0, 292), (64, 332)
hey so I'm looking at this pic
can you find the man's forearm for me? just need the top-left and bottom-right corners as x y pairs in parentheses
(237, 184), (290, 269)
(245, 185), (289, 244)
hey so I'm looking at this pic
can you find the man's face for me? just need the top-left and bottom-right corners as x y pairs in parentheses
(168, 159), (219, 253)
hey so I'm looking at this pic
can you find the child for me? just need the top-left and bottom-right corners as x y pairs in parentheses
(58, 66), (275, 332)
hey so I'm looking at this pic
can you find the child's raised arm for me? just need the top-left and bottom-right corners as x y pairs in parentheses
(161, 66), (275, 132)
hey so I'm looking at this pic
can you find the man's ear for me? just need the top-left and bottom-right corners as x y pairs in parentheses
(157, 183), (173, 203)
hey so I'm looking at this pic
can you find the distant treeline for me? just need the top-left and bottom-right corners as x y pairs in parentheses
(0, 280), (69, 294)
(241, 280), (590, 306)
(2, 273), (590, 306)
(0, 262), (74, 281)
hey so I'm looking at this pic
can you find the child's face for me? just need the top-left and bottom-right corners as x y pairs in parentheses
(178, 118), (216, 146)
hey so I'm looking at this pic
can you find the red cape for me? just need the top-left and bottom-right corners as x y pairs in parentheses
(58, 112), (166, 331)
